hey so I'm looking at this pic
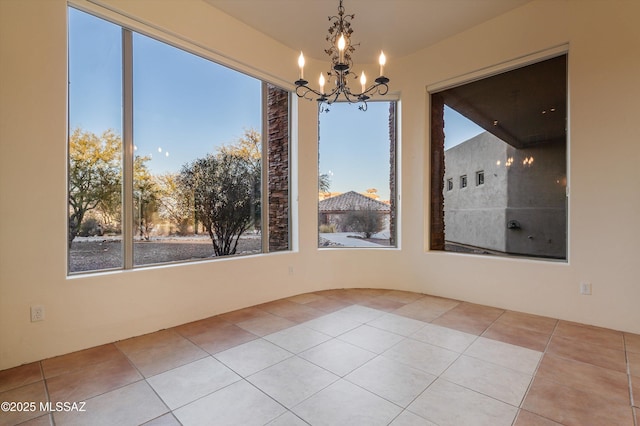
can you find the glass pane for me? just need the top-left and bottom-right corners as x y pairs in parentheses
(439, 55), (567, 259)
(132, 33), (262, 266)
(68, 8), (123, 273)
(318, 102), (396, 248)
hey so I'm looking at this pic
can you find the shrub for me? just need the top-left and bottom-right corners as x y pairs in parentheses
(79, 217), (103, 237)
(343, 209), (384, 238)
(319, 223), (336, 233)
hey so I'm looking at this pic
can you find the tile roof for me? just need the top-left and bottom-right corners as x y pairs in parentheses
(318, 191), (390, 212)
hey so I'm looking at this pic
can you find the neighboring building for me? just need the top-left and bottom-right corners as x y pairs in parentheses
(444, 131), (566, 258)
(319, 191), (390, 232)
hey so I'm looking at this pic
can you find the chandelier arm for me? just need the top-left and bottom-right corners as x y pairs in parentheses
(296, 79), (348, 103)
(359, 81), (389, 98)
(321, 80), (342, 99)
(295, 84), (324, 101)
(377, 83), (389, 96)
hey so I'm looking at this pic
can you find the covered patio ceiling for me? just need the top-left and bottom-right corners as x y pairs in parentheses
(440, 55), (567, 149)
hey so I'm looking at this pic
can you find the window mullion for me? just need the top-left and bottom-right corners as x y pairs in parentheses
(261, 82), (269, 254)
(122, 28), (134, 269)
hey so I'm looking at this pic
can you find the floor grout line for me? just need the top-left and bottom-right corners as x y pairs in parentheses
(2, 290), (638, 426)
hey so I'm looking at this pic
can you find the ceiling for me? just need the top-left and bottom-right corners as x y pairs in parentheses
(441, 55), (567, 148)
(203, 0), (564, 148)
(203, 0), (532, 61)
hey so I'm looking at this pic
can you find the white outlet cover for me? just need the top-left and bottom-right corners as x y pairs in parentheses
(31, 305), (45, 322)
(580, 283), (592, 295)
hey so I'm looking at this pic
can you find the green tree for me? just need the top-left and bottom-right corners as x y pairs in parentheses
(156, 172), (194, 235)
(134, 155), (160, 240)
(319, 173), (332, 193)
(68, 128), (121, 247)
(217, 128), (261, 170)
(179, 149), (260, 256)
(218, 128), (262, 229)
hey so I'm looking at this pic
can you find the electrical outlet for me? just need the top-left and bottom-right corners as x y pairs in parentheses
(579, 282), (592, 295)
(31, 305), (45, 322)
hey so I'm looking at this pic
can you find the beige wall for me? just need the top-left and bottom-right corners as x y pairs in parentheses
(1, 0), (638, 370)
(397, 0), (640, 332)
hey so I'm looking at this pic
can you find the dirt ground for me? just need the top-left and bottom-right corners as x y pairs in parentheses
(70, 234), (390, 273)
(69, 235), (262, 273)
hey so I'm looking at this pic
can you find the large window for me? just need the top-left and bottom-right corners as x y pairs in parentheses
(430, 54), (567, 260)
(68, 8), (123, 271)
(318, 101), (397, 248)
(68, 8), (290, 273)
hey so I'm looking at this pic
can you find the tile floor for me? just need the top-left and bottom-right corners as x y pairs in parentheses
(1, 288), (638, 426)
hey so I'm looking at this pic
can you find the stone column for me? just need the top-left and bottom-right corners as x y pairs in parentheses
(430, 93), (445, 250)
(267, 84), (289, 252)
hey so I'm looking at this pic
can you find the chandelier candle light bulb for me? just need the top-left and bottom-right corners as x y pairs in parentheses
(360, 72), (366, 92)
(298, 52), (305, 79)
(379, 51), (386, 76)
(338, 34), (346, 63)
(319, 73), (325, 92)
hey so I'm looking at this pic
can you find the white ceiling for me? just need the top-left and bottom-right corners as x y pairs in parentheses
(204, 0), (532, 61)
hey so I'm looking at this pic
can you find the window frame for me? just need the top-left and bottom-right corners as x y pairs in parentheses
(476, 170), (484, 186)
(428, 46), (569, 261)
(67, 6), (292, 274)
(317, 100), (399, 249)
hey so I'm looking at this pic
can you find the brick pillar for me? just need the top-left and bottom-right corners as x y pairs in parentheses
(267, 84), (289, 252)
(430, 93), (445, 250)
(388, 102), (397, 247)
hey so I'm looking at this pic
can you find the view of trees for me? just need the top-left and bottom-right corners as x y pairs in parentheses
(68, 128), (121, 247)
(179, 130), (261, 256)
(134, 154), (159, 241)
(68, 127), (262, 256)
(319, 173), (331, 194)
(154, 173), (193, 236)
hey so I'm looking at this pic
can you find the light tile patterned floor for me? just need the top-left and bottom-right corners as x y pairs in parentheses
(1, 289), (639, 426)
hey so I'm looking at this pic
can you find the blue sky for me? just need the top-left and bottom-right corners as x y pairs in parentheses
(319, 102), (392, 200)
(131, 33), (261, 174)
(69, 7), (482, 200)
(69, 8), (260, 177)
(444, 106), (484, 149)
(318, 104), (484, 200)
(68, 8), (122, 136)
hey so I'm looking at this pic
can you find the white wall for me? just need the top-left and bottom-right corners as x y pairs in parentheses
(1, 0), (639, 370)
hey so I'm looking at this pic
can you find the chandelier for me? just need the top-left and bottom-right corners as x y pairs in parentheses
(294, 0), (389, 111)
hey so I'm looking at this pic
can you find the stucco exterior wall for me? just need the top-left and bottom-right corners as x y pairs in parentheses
(506, 140), (567, 257)
(444, 132), (566, 258)
(444, 132), (509, 251)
